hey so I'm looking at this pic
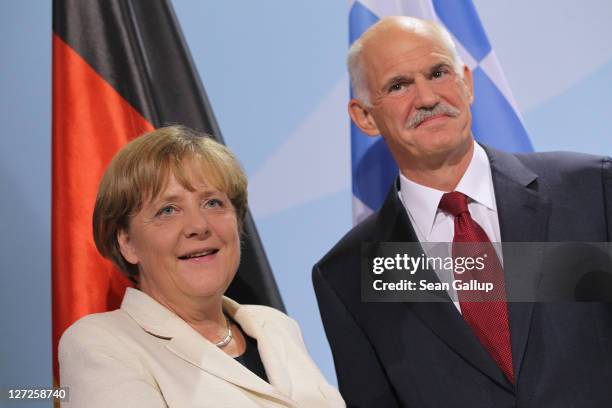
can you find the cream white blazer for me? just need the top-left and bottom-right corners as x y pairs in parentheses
(59, 288), (344, 408)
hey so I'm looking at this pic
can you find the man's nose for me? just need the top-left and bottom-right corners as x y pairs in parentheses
(413, 77), (440, 109)
(183, 209), (210, 239)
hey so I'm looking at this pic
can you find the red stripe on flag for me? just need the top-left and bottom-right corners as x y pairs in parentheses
(52, 33), (154, 379)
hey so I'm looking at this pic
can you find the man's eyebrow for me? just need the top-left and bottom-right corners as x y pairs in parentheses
(429, 62), (453, 74)
(380, 62), (454, 91)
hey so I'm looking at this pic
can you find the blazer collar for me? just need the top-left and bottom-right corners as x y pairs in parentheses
(121, 288), (296, 406)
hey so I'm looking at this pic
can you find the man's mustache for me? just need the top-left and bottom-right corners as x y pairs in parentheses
(406, 103), (461, 129)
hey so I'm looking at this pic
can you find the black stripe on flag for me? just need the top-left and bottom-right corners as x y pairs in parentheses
(53, 0), (285, 310)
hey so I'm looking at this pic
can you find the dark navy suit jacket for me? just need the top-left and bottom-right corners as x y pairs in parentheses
(313, 146), (612, 407)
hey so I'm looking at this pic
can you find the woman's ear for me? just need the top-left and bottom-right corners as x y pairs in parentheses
(117, 229), (139, 265)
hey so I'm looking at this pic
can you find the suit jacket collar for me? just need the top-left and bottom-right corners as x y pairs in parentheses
(374, 144), (550, 391)
(121, 288), (295, 406)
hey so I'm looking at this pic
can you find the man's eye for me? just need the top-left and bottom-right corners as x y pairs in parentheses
(432, 69), (448, 79)
(389, 83), (406, 93)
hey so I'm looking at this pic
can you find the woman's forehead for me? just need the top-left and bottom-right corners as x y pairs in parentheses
(154, 160), (225, 197)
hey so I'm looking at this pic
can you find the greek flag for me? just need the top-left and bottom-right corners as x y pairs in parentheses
(349, 0), (533, 224)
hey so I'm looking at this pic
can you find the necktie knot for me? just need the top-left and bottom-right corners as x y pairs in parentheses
(439, 191), (469, 217)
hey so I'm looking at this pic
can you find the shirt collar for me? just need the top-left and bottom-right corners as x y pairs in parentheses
(399, 169), (444, 241)
(455, 142), (497, 212)
(399, 142), (496, 239)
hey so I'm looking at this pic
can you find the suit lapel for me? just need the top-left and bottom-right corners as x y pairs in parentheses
(485, 146), (551, 380)
(375, 181), (446, 293)
(121, 289), (295, 406)
(375, 182), (514, 391)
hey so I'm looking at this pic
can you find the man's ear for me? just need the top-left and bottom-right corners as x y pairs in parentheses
(117, 229), (139, 265)
(462, 65), (474, 104)
(348, 99), (380, 136)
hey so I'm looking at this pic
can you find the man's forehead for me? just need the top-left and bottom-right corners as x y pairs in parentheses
(363, 31), (453, 78)
(364, 26), (448, 59)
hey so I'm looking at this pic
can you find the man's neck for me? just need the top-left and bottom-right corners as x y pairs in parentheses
(399, 141), (474, 191)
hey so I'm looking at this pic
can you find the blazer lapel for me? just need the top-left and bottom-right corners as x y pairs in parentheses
(485, 146), (551, 381)
(229, 301), (293, 399)
(121, 289), (295, 406)
(166, 327), (281, 396)
(375, 182), (514, 392)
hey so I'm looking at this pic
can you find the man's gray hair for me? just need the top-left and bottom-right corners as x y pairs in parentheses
(348, 17), (464, 106)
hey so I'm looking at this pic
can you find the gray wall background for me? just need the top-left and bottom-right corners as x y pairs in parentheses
(2, 1), (611, 406)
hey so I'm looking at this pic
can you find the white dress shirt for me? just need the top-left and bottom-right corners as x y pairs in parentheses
(398, 142), (501, 312)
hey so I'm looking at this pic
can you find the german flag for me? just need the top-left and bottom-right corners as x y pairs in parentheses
(52, 0), (284, 379)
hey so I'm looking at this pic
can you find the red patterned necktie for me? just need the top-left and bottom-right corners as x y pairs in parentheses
(439, 191), (514, 383)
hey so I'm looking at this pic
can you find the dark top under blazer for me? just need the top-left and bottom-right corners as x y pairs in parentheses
(313, 146), (612, 408)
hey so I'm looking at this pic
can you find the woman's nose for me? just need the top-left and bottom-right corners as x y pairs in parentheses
(182, 209), (210, 239)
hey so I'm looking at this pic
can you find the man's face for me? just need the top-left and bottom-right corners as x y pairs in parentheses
(351, 27), (474, 168)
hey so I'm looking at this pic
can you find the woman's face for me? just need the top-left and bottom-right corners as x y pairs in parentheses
(117, 165), (241, 309)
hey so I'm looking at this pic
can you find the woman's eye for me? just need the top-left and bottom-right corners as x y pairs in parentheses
(156, 206), (176, 217)
(205, 198), (224, 209)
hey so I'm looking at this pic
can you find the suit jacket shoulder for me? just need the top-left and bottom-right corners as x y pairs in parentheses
(59, 307), (168, 408)
(485, 147), (612, 241)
